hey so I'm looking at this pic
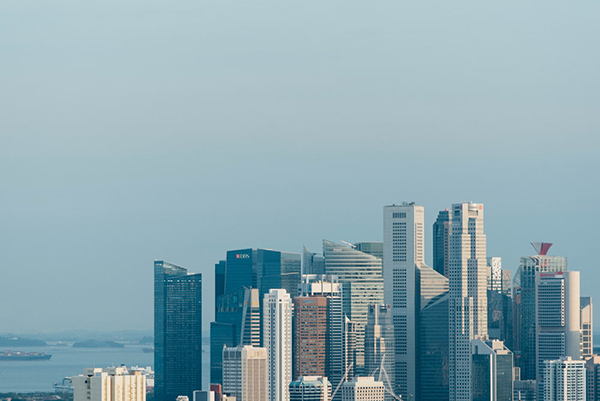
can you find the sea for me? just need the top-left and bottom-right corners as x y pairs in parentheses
(0, 344), (210, 393)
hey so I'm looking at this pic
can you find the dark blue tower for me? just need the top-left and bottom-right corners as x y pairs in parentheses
(154, 260), (202, 401)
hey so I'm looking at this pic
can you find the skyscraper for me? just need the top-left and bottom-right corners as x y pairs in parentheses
(293, 295), (328, 378)
(383, 203), (424, 399)
(513, 242), (568, 380)
(543, 357), (586, 401)
(447, 202), (488, 401)
(72, 367), (146, 401)
(298, 275), (346, 396)
(264, 289), (293, 401)
(323, 240), (383, 374)
(432, 208), (452, 277)
(211, 248), (301, 385)
(222, 345), (268, 401)
(364, 304), (395, 401)
(303, 246), (325, 275)
(581, 297), (593, 358)
(470, 339), (513, 401)
(535, 271), (581, 394)
(154, 260), (202, 401)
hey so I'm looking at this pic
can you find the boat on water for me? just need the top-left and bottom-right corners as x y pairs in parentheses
(0, 350), (52, 360)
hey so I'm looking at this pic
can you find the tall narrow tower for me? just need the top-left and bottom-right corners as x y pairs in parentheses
(264, 289), (293, 401)
(154, 260), (202, 401)
(447, 202), (488, 401)
(383, 202), (425, 399)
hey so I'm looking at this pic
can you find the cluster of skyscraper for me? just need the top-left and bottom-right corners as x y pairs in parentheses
(154, 201), (597, 401)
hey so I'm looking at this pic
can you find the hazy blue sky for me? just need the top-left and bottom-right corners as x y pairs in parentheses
(2, 0), (599, 334)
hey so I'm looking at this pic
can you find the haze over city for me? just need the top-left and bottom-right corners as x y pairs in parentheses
(2, 0), (599, 337)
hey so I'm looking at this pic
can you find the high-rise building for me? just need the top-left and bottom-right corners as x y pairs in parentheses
(289, 377), (331, 401)
(364, 304), (395, 401)
(222, 345), (267, 401)
(432, 209), (452, 277)
(420, 293), (450, 401)
(355, 242), (384, 260)
(293, 295), (328, 378)
(513, 242), (568, 380)
(543, 357), (586, 401)
(447, 202), (488, 401)
(513, 380), (537, 401)
(323, 240), (383, 373)
(581, 297), (593, 358)
(586, 355), (600, 401)
(211, 287), (260, 384)
(211, 248), (301, 385)
(471, 339), (513, 401)
(340, 377), (385, 401)
(298, 275), (346, 397)
(154, 260), (202, 401)
(487, 257), (503, 293)
(535, 271), (581, 394)
(303, 246), (325, 276)
(383, 203), (424, 399)
(264, 289), (293, 401)
(72, 367), (146, 401)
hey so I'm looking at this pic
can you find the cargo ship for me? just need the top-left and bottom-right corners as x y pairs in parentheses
(0, 350), (52, 360)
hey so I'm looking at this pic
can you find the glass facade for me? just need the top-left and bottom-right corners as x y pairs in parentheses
(154, 261), (202, 401)
(420, 294), (450, 401)
(514, 254), (568, 380)
(323, 239), (383, 372)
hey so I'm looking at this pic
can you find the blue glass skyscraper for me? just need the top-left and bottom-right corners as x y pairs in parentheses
(154, 260), (202, 401)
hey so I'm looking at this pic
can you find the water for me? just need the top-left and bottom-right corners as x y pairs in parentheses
(0, 344), (154, 392)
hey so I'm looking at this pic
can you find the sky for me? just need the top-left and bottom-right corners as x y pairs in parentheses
(1, 0), (599, 334)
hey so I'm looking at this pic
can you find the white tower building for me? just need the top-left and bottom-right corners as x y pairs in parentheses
(72, 367), (146, 401)
(383, 203), (424, 399)
(264, 289), (293, 401)
(536, 271), (581, 396)
(543, 357), (586, 401)
(448, 202), (488, 401)
(340, 377), (385, 401)
(222, 345), (267, 401)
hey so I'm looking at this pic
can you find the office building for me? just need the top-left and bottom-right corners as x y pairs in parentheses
(298, 275), (346, 395)
(303, 246), (325, 276)
(513, 242), (568, 380)
(194, 391), (215, 401)
(355, 242), (384, 260)
(471, 339), (513, 401)
(542, 357), (586, 401)
(340, 377), (385, 401)
(323, 240), (383, 373)
(211, 249), (300, 385)
(383, 203), (424, 399)
(293, 295), (328, 378)
(72, 367), (145, 401)
(364, 304), (395, 401)
(513, 380), (537, 401)
(447, 202), (488, 401)
(581, 297), (593, 358)
(264, 289), (293, 401)
(488, 289), (514, 348)
(586, 355), (600, 401)
(432, 208), (452, 277)
(154, 261), (202, 401)
(211, 287), (260, 384)
(289, 377), (331, 401)
(222, 345), (267, 401)
(420, 292), (450, 401)
(535, 271), (581, 394)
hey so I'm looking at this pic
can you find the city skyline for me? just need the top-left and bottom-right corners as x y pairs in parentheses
(2, 0), (599, 335)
